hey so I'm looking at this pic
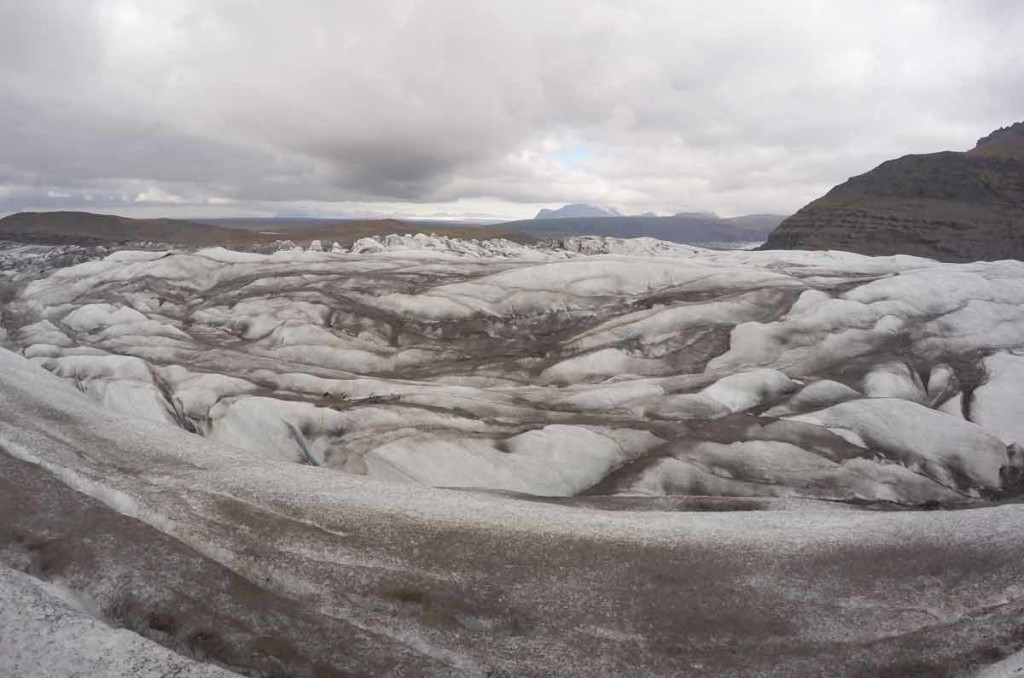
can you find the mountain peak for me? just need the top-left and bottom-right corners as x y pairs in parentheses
(968, 121), (1024, 160)
(535, 203), (623, 220)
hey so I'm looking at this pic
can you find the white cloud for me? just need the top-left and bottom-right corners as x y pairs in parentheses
(1, 0), (1022, 219)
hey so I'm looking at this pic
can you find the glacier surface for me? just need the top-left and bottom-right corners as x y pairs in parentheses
(4, 234), (1024, 675)
(6, 235), (1024, 505)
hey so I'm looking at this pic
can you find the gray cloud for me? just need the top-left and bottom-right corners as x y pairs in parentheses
(1, 0), (1022, 219)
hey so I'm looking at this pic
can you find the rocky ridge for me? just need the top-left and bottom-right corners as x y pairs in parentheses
(763, 122), (1024, 262)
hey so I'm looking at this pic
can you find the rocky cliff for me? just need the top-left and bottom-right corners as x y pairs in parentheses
(763, 122), (1024, 262)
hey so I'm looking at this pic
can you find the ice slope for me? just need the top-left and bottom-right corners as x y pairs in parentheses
(977, 649), (1024, 678)
(2, 347), (1024, 676)
(0, 565), (238, 678)
(5, 236), (1024, 505)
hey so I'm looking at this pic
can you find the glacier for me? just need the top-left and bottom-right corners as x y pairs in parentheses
(4, 234), (1024, 675)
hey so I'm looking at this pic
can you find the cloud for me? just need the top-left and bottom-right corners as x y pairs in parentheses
(1, 0), (1022, 219)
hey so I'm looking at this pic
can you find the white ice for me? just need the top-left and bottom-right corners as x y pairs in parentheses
(0, 565), (237, 678)
(9, 234), (1024, 504)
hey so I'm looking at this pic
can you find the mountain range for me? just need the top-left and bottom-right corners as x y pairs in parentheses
(0, 211), (523, 247)
(0, 208), (786, 248)
(503, 214), (782, 245)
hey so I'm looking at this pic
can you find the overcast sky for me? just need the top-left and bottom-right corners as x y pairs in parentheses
(1, 1), (1022, 221)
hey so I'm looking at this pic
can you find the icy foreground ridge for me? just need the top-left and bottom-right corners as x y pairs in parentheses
(7, 345), (1024, 677)
(6, 235), (1024, 506)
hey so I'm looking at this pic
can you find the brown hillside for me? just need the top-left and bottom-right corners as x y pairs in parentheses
(762, 122), (1024, 262)
(0, 211), (528, 248)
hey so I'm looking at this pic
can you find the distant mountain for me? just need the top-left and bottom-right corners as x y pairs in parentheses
(498, 213), (785, 244)
(724, 214), (793, 231)
(673, 211), (718, 220)
(536, 203), (623, 219)
(0, 211), (251, 246)
(0, 209), (785, 250)
(763, 122), (1024, 262)
(0, 211), (528, 247)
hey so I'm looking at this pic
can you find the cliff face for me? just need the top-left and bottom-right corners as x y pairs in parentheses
(763, 123), (1024, 262)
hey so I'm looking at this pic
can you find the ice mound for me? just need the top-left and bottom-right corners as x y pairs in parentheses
(347, 232), (550, 259)
(544, 235), (708, 257)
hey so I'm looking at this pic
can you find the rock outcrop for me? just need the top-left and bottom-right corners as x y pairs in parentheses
(763, 122), (1024, 262)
